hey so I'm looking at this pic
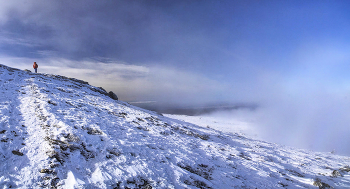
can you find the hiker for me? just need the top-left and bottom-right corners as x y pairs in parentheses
(33, 62), (38, 73)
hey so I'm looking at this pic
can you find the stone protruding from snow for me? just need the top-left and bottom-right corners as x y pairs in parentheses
(108, 91), (118, 100)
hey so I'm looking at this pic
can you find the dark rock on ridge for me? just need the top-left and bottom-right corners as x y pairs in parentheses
(108, 91), (118, 100)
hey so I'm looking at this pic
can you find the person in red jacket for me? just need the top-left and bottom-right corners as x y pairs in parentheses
(33, 62), (38, 73)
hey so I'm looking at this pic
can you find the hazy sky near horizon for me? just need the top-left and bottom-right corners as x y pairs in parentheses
(1, 0), (350, 154)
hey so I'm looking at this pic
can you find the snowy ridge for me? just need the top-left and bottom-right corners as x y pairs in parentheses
(0, 64), (350, 189)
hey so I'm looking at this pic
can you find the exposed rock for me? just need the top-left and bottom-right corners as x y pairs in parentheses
(68, 77), (89, 85)
(90, 87), (108, 95)
(340, 166), (350, 172)
(98, 87), (107, 93)
(40, 169), (54, 174)
(108, 91), (118, 100)
(332, 170), (342, 177)
(48, 100), (57, 106)
(12, 150), (24, 156)
(313, 178), (332, 188)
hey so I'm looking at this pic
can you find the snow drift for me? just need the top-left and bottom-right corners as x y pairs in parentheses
(0, 64), (349, 188)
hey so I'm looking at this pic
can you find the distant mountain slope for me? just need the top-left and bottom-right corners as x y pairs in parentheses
(0, 64), (349, 189)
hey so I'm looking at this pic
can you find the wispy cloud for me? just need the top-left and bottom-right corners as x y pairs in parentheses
(0, 32), (38, 47)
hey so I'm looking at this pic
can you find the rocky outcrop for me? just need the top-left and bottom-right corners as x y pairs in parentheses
(108, 91), (118, 100)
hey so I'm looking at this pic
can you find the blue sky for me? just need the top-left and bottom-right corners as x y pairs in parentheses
(1, 0), (350, 154)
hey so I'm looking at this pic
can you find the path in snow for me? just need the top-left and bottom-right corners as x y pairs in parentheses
(0, 64), (350, 188)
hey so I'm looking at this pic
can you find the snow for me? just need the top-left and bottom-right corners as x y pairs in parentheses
(0, 64), (350, 188)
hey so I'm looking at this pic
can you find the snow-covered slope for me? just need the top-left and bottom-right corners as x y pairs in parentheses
(0, 64), (349, 189)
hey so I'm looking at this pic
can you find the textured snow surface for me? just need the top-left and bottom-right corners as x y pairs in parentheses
(0, 64), (350, 188)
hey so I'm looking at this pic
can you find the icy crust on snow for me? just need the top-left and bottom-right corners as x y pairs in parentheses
(0, 64), (350, 188)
